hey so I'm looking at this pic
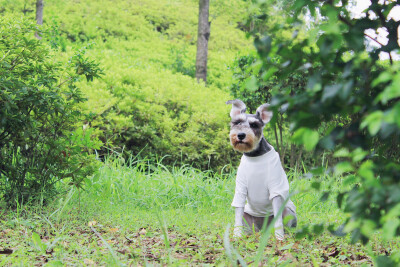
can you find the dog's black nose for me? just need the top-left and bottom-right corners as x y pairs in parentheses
(237, 133), (246, 140)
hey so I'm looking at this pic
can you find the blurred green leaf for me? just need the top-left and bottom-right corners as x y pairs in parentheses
(32, 232), (47, 253)
(320, 191), (329, 202)
(311, 181), (321, 190)
(334, 161), (353, 176)
(372, 71), (392, 87)
(360, 111), (384, 136)
(375, 255), (396, 267)
(244, 75), (259, 91)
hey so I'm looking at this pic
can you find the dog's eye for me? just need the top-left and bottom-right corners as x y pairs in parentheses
(250, 123), (258, 128)
(232, 121), (241, 125)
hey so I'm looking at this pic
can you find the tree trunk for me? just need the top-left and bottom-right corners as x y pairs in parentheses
(195, 0), (210, 84)
(35, 0), (44, 40)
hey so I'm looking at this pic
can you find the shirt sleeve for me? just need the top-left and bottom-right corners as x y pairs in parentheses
(231, 166), (247, 208)
(267, 153), (290, 200)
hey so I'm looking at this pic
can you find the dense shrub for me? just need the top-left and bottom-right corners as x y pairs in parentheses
(0, 17), (102, 205)
(78, 64), (237, 170)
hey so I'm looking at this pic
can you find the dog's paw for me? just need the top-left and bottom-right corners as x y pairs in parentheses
(275, 229), (284, 241)
(233, 226), (243, 238)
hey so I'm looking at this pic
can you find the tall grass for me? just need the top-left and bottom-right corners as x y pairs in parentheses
(79, 158), (233, 210)
(61, 157), (345, 231)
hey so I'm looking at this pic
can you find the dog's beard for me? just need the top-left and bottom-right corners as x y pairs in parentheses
(230, 133), (260, 153)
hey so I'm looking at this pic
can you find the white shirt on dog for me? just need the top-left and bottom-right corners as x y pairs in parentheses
(231, 146), (295, 217)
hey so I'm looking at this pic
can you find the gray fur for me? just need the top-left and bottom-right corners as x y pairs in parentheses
(226, 99), (246, 118)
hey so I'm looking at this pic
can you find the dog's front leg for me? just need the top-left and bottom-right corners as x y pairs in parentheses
(234, 207), (244, 238)
(272, 196), (284, 240)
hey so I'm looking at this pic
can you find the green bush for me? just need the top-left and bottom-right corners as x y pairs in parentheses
(78, 64), (237, 170)
(0, 17), (102, 205)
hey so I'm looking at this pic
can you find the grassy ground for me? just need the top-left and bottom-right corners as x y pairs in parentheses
(0, 160), (395, 266)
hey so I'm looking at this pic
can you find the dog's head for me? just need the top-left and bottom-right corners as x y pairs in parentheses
(226, 99), (273, 153)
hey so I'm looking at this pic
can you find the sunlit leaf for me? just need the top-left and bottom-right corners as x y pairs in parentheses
(334, 161), (353, 176)
(360, 111), (384, 136)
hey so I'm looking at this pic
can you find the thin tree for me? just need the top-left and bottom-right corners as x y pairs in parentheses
(35, 0), (44, 39)
(195, 0), (210, 84)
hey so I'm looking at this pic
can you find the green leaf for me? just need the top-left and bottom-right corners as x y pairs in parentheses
(312, 224), (324, 235)
(333, 148), (350, 158)
(328, 224), (346, 237)
(320, 191), (329, 202)
(393, 103), (400, 128)
(376, 73), (400, 104)
(344, 220), (360, 233)
(296, 128), (319, 151)
(360, 111), (384, 136)
(343, 175), (356, 186)
(244, 75), (259, 91)
(295, 226), (309, 239)
(360, 219), (376, 237)
(322, 84), (341, 102)
(334, 161), (353, 176)
(375, 255), (396, 267)
(336, 192), (345, 208)
(254, 36), (272, 57)
(372, 71), (392, 87)
(358, 161), (375, 181)
(352, 148), (367, 162)
(261, 67), (278, 81)
(382, 218), (400, 241)
(311, 181), (321, 190)
(32, 232), (46, 253)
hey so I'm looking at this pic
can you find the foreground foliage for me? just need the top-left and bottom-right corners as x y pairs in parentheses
(0, 163), (396, 265)
(248, 0), (400, 256)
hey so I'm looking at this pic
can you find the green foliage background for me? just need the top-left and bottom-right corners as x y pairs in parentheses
(1, 0), (254, 171)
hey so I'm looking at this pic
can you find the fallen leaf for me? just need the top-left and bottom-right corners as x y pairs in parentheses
(280, 252), (297, 263)
(174, 253), (188, 259)
(328, 247), (340, 257)
(0, 248), (13, 255)
(117, 249), (127, 254)
(84, 258), (95, 265)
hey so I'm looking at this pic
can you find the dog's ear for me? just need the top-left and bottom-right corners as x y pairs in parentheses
(256, 103), (273, 124)
(226, 99), (246, 118)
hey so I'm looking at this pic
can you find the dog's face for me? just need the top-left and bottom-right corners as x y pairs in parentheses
(227, 99), (273, 153)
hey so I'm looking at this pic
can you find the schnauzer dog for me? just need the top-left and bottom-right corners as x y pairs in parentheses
(227, 99), (297, 240)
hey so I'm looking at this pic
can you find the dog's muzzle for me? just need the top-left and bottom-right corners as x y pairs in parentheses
(237, 133), (246, 141)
